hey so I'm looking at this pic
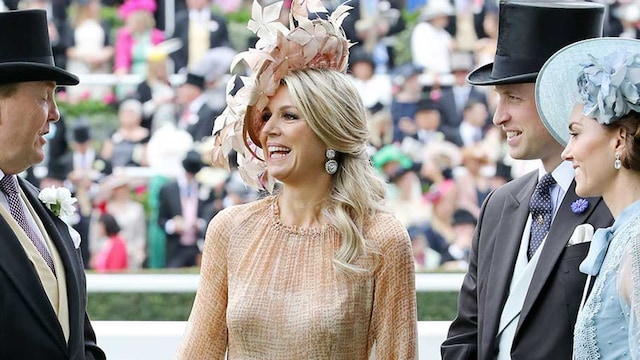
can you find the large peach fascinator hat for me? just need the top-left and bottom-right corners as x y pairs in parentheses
(536, 37), (640, 146)
(210, 0), (353, 191)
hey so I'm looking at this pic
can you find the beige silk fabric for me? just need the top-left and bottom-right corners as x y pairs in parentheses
(176, 196), (417, 359)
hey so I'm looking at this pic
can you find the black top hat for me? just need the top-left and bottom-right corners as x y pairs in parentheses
(348, 48), (375, 69)
(467, 1), (604, 86)
(0, 10), (79, 86)
(416, 97), (441, 112)
(183, 73), (205, 90)
(47, 158), (70, 181)
(452, 209), (477, 226)
(182, 150), (204, 174)
(73, 125), (91, 143)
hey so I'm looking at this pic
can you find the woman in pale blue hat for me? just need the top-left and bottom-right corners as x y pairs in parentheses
(536, 37), (640, 359)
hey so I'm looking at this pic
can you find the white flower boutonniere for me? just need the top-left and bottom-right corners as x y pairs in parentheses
(38, 186), (77, 217)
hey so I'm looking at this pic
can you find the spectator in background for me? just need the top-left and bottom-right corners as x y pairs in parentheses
(348, 48), (392, 148)
(450, 50), (489, 126)
(456, 99), (489, 147)
(372, 144), (430, 230)
(135, 44), (176, 132)
(612, 1), (640, 39)
(411, 0), (456, 75)
(158, 150), (217, 268)
(473, 0), (499, 67)
(65, 0), (114, 101)
(94, 175), (147, 270)
(101, 98), (151, 168)
(221, 172), (258, 209)
(170, 0), (230, 73)
(454, 144), (492, 218)
(342, 0), (405, 73)
(91, 213), (128, 272)
(114, 0), (164, 98)
(59, 124), (112, 266)
(390, 63), (423, 143)
(190, 46), (236, 114)
(421, 179), (459, 264)
(175, 72), (219, 143)
(401, 97), (445, 146)
(408, 225), (441, 271)
(442, 208), (476, 270)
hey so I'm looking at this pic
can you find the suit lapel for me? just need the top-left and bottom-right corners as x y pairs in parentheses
(483, 173), (537, 347)
(0, 183), (67, 353)
(20, 180), (82, 353)
(517, 180), (601, 328)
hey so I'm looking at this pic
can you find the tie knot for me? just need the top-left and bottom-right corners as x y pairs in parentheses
(536, 173), (556, 193)
(0, 175), (18, 195)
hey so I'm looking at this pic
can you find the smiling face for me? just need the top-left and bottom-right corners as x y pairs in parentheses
(493, 83), (564, 170)
(259, 84), (329, 186)
(562, 104), (618, 198)
(0, 81), (60, 174)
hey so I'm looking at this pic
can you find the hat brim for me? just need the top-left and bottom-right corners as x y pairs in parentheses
(0, 63), (79, 86)
(466, 62), (537, 86)
(536, 37), (640, 147)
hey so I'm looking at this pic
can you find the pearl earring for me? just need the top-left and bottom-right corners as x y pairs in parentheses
(614, 153), (621, 170)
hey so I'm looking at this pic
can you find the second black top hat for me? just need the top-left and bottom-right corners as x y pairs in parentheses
(467, 1), (605, 86)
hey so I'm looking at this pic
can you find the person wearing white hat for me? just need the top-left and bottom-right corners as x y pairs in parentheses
(411, 0), (455, 75)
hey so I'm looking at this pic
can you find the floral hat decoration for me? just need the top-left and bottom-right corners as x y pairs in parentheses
(536, 37), (640, 146)
(210, 0), (353, 192)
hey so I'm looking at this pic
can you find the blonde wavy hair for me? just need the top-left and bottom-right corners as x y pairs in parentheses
(282, 68), (387, 275)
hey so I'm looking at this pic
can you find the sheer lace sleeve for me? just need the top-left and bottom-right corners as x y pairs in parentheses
(618, 233), (640, 359)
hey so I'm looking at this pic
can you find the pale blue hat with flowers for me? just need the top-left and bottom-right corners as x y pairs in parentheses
(536, 37), (640, 146)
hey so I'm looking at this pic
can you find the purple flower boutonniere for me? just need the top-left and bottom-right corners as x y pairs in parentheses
(571, 198), (589, 214)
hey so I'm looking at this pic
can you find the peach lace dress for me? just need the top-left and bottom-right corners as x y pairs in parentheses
(175, 196), (417, 359)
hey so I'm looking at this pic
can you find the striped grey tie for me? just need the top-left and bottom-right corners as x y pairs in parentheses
(0, 175), (55, 274)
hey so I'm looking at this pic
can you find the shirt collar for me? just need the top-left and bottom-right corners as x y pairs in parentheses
(539, 160), (574, 193)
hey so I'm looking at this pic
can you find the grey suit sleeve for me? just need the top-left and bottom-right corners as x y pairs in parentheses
(441, 190), (496, 359)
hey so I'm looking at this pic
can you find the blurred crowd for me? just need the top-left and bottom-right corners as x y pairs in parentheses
(3, 0), (637, 272)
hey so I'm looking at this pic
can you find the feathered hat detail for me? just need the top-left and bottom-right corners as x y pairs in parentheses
(211, 0), (353, 191)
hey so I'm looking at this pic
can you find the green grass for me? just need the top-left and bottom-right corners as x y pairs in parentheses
(88, 291), (459, 322)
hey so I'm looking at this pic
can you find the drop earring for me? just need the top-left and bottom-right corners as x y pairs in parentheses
(614, 153), (621, 170)
(325, 149), (338, 175)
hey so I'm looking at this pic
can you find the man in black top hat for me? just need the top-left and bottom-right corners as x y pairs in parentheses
(0, 9), (105, 360)
(442, 2), (613, 360)
(176, 72), (220, 142)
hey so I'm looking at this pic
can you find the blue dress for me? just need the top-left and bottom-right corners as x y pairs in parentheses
(574, 200), (640, 359)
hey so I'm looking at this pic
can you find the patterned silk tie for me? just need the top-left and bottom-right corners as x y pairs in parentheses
(528, 173), (556, 260)
(0, 175), (55, 273)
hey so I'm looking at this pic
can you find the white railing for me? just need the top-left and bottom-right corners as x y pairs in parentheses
(86, 272), (465, 293)
(93, 320), (450, 360)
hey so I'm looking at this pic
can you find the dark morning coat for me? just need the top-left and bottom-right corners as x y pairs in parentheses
(441, 170), (613, 360)
(0, 178), (104, 360)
